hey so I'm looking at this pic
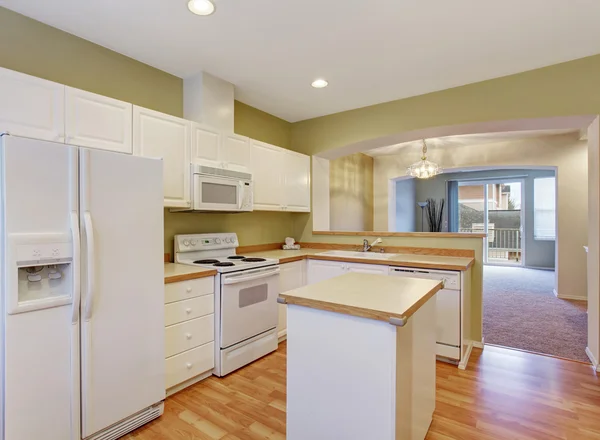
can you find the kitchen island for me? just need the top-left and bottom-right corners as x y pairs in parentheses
(279, 272), (442, 440)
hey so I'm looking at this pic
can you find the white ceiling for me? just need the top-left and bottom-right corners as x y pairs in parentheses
(365, 129), (580, 157)
(3, 0), (600, 122)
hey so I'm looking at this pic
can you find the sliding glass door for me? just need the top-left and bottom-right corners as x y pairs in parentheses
(457, 180), (524, 266)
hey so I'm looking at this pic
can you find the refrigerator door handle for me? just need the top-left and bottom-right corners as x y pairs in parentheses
(83, 211), (95, 321)
(70, 211), (81, 324)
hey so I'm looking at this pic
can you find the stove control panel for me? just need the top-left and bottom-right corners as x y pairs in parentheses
(175, 233), (239, 252)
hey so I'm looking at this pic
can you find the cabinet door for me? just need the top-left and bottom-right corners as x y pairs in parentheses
(0, 67), (65, 142)
(251, 140), (283, 211)
(283, 151), (311, 212)
(307, 260), (346, 285)
(133, 106), (191, 208)
(191, 123), (220, 162)
(278, 261), (306, 339)
(221, 133), (251, 170)
(65, 87), (132, 153)
(346, 262), (389, 276)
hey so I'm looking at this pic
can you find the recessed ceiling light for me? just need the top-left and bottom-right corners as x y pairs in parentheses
(188, 0), (215, 16)
(311, 79), (328, 88)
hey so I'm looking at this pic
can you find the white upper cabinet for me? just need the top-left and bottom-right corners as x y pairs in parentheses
(283, 150), (311, 212)
(0, 67), (65, 142)
(251, 140), (283, 211)
(221, 133), (251, 169)
(65, 86), (133, 154)
(191, 124), (251, 170)
(251, 140), (311, 212)
(133, 106), (191, 208)
(191, 123), (220, 162)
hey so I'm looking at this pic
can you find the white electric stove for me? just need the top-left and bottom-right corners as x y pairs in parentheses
(174, 233), (280, 376)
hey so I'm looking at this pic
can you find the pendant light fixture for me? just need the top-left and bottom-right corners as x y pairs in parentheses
(406, 139), (442, 179)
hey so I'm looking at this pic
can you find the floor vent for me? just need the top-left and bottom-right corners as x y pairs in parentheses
(87, 402), (164, 440)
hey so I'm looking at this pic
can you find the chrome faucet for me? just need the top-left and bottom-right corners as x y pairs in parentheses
(362, 237), (382, 252)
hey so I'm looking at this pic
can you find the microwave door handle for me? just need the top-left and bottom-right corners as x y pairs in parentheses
(238, 181), (244, 209)
(223, 267), (280, 285)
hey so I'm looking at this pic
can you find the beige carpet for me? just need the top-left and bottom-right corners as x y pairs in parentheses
(483, 266), (589, 362)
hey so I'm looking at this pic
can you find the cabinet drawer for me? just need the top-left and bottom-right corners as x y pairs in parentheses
(165, 315), (214, 358)
(165, 342), (214, 389)
(165, 277), (214, 304)
(165, 295), (214, 326)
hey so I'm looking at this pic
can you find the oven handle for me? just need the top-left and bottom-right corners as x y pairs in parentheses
(222, 266), (280, 285)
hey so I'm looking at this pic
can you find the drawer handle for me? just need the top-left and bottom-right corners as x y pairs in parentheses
(185, 308), (192, 314)
(186, 333), (192, 340)
(186, 287), (192, 293)
(186, 362), (193, 369)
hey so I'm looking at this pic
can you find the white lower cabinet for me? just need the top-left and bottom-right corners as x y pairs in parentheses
(307, 259), (388, 284)
(346, 262), (389, 275)
(164, 295), (214, 326)
(278, 260), (306, 340)
(164, 276), (215, 394)
(164, 315), (214, 358)
(165, 342), (215, 390)
(307, 260), (347, 284)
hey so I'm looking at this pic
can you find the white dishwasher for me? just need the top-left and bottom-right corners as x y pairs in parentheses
(389, 267), (461, 361)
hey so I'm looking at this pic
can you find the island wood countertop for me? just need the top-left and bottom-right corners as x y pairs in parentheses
(243, 248), (474, 271)
(279, 272), (443, 324)
(164, 263), (217, 284)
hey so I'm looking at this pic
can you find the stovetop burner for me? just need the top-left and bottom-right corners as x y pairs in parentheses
(194, 259), (220, 264)
(214, 262), (235, 267)
(227, 256), (246, 260)
(242, 257), (266, 263)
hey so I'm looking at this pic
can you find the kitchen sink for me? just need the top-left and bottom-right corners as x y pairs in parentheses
(315, 250), (398, 260)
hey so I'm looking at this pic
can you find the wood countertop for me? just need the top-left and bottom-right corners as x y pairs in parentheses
(279, 272), (442, 324)
(164, 263), (217, 284)
(243, 248), (474, 271)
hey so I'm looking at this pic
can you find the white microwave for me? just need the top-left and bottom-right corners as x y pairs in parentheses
(189, 162), (253, 212)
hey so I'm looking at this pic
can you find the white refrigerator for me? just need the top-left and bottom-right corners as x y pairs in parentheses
(0, 135), (165, 440)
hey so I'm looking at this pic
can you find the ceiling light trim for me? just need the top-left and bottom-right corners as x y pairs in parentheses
(311, 79), (329, 88)
(187, 0), (215, 16)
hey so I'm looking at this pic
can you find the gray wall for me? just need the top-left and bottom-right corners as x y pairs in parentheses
(395, 179), (416, 232)
(413, 169), (556, 269)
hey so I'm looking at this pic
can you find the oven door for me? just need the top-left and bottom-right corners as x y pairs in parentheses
(193, 174), (242, 211)
(220, 266), (280, 349)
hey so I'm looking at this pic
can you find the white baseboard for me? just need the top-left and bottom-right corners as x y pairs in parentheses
(458, 341), (473, 370)
(472, 337), (485, 349)
(554, 288), (587, 301)
(525, 265), (555, 271)
(586, 347), (600, 372)
(278, 329), (287, 343)
(166, 370), (212, 397)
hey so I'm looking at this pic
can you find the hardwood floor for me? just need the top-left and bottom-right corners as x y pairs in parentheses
(126, 342), (600, 440)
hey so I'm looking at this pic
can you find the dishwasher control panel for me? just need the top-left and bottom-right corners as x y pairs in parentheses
(388, 267), (460, 290)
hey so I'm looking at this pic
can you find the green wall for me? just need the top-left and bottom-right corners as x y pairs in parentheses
(291, 54), (600, 155)
(234, 101), (293, 150)
(0, 7), (183, 117)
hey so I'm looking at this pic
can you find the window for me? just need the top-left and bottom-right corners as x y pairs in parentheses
(534, 177), (556, 240)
